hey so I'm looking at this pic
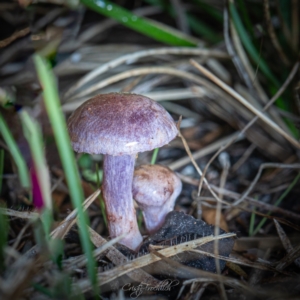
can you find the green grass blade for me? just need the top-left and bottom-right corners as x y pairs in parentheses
(278, 0), (291, 28)
(33, 55), (98, 293)
(80, 0), (199, 47)
(0, 113), (30, 189)
(236, 0), (255, 38)
(20, 111), (52, 210)
(20, 110), (54, 238)
(248, 208), (256, 236)
(150, 148), (159, 164)
(187, 15), (221, 43)
(252, 172), (300, 236)
(269, 87), (299, 139)
(229, 2), (279, 87)
(229, 1), (298, 137)
(193, 0), (223, 22)
(145, 0), (221, 43)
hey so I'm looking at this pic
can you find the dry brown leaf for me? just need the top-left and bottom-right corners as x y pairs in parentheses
(52, 191), (66, 208)
(202, 207), (229, 232)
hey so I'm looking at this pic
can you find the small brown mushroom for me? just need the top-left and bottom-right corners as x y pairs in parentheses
(67, 93), (177, 250)
(133, 164), (182, 234)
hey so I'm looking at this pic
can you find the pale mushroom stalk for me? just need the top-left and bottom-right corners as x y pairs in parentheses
(103, 154), (142, 250)
(141, 198), (177, 234)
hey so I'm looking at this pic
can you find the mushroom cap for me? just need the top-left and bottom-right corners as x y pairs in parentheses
(67, 93), (178, 156)
(132, 164), (182, 209)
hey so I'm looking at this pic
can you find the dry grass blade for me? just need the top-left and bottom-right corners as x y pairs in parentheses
(224, 4), (256, 99)
(214, 153), (230, 299)
(22, 189), (100, 259)
(51, 189), (100, 239)
(195, 61), (299, 202)
(0, 208), (38, 219)
(263, 0), (290, 66)
(151, 242), (280, 274)
(176, 122), (234, 208)
(62, 88), (201, 113)
(65, 234), (125, 271)
(88, 227), (161, 286)
(168, 131), (244, 171)
(64, 47), (229, 99)
(228, 5), (288, 136)
(274, 219), (300, 268)
(276, 244), (300, 271)
(190, 249), (281, 273)
(75, 233), (235, 293)
(150, 248), (265, 298)
(233, 163), (300, 206)
(179, 173), (300, 221)
(67, 66), (226, 101)
(190, 59), (300, 149)
(0, 255), (37, 300)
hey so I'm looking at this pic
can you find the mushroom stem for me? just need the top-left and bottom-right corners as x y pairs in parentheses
(142, 205), (175, 234)
(102, 154), (142, 250)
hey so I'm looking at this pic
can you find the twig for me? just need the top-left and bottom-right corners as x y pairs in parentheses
(0, 27), (30, 48)
(233, 163), (300, 206)
(178, 174), (300, 221)
(176, 120), (233, 211)
(168, 131), (244, 171)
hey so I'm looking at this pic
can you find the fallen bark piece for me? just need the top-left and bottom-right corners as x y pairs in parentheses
(141, 211), (235, 274)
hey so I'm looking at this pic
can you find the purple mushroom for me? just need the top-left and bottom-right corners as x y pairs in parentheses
(133, 164), (182, 234)
(67, 93), (178, 250)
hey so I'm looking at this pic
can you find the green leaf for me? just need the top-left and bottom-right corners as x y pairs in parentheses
(252, 172), (300, 236)
(145, 0), (221, 43)
(0, 113), (30, 189)
(81, 0), (199, 46)
(33, 55), (98, 294)
(229, 2), (279, 88)
(229, 2), (298, 137)
(193, 0), (223, 22)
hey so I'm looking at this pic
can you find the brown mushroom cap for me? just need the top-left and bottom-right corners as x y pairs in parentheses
(67, 93), (178, 156)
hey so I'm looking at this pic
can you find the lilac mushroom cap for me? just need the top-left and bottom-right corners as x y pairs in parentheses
(67, 93), (178, 250)
(133, 164), (182, 234)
